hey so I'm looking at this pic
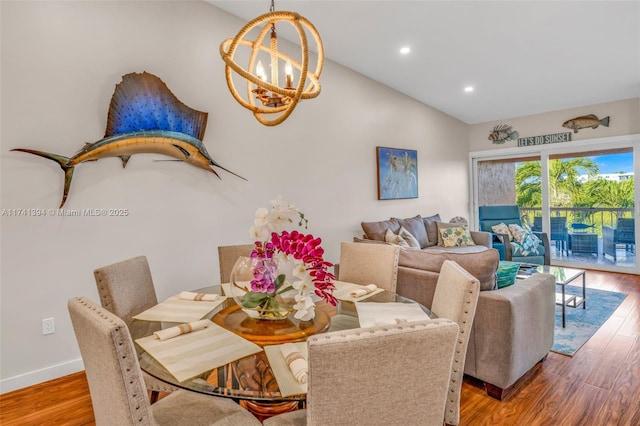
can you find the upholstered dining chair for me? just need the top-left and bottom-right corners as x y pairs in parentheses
(263, 319), (459, 426)
(93, 255), (179, 402)
(430, 260), (480, 426)
(337, 241), (400, 293)
(68, 297), (262, 426)
(329, 241), (401, 331)
(217, 244), (255, 284)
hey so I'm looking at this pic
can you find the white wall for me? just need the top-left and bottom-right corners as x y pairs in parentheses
(0, 1), (469, 392)
(469, 98), (639, 152)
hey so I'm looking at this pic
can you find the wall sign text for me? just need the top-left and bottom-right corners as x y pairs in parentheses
(518, 132), (572, 147)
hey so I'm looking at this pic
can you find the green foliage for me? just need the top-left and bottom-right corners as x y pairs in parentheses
(515, 158), (617, 208)
(241, 291), (270, 308)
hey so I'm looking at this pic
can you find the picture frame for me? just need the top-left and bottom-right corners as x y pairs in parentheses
(376, 146), (418, 200)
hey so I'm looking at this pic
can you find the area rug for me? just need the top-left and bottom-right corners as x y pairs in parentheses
(552, 287), (626, 356)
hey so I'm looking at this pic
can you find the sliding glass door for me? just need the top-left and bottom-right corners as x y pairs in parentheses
(472, 138), (638, 274)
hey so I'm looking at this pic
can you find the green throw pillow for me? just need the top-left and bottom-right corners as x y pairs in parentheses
(496, 261), (520, 289)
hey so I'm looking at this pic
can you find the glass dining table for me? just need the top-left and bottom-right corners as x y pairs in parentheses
(131, 284), (434, 419)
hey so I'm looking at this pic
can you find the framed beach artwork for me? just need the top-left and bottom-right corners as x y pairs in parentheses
(376, 147), (418, 200)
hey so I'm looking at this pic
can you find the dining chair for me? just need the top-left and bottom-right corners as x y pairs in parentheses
(93, 255), (179, 402)
(329, 241), (401, 332)
(430, 260), (480, 426)
(337, 241), (400, 293)
(263, 319), (459, 426)
(68, 297), (262, 426)
(217, 244), (255, 284)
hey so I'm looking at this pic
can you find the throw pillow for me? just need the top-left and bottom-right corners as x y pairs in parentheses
(384, 228), (409, 248)
(422, 214), (442, 247)
(436, 221), (476, 246)
(362, 218), (400, 241)
(439, 224), (476, 247)
(449, 216), (468, 226)
(398, 226), (421, 249)
(507, 224), (527, 243)
(394, 215), (429, 248)
(491, 223), (512, 243)
(496, 261), (520, 289)
(511, 230), (541, 257)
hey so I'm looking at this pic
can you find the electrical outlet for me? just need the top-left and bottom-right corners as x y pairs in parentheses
(42, 317), (55, 335)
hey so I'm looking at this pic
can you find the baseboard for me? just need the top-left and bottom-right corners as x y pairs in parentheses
(0, 358), (84, 394)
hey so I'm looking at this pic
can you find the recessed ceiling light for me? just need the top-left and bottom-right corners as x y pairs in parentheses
(464, 86), (474, 93)
(399, 46), (410, 54)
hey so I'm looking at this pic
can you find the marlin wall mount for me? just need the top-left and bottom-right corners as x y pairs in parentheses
(12, 71), (245, 207)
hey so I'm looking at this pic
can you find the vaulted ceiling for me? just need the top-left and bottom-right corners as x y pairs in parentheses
(208, 1), (639, 124)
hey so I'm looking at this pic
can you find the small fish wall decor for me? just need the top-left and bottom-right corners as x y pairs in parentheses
(12, 71), (245, 207)
(488, 124), (519, 144)
(562, 114), (610, 133)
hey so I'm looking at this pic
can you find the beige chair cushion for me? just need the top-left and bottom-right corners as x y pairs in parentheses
(93, 256), (180, 396)
(338, 241), (400, 293)
(430, 260), (480, 426)
(264, 319), (459, 426)
(94, 255), (158, 325)
(68, 297), (261, 426)
(217, 244), (255, 284)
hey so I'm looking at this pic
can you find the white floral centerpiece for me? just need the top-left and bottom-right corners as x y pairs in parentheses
(232, 196), (336, 321)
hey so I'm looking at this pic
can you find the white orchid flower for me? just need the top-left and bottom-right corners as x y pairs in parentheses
(293, 294), (315, 321)
(292, 261), (307, 278)
(254, 207), (270, 227)
(249, 226), (269, 240)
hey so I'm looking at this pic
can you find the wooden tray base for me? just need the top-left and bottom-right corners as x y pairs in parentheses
(212, 304), (330, 346)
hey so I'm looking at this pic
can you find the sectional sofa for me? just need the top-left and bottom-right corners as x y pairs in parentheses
(356, 214), (557, 399)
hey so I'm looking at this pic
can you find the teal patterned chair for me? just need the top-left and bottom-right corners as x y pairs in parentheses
(478, 205), (550, 265)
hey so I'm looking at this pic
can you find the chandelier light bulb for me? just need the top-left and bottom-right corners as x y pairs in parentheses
(256, 61), (267, 81)
(285, 59), (293, 88)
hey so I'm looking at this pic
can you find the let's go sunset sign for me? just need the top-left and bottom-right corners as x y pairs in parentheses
(518, 132), (572, 147)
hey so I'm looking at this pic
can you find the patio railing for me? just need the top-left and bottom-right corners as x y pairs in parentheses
(520, 207), (634, 237)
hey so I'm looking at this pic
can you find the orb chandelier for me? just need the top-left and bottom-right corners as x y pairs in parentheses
(219, 0), (324, 126)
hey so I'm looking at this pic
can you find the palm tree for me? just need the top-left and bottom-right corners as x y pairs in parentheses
(515, 158), (600, 208)
(588, 178), (635, 223)
(515, 161), (542, 207)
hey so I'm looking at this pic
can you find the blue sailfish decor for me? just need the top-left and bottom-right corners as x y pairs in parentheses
(12, 71), (244, 207)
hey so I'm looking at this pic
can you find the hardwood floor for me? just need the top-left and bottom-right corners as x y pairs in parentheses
(1, 270), (639, 425)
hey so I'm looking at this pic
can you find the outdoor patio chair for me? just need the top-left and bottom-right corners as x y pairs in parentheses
(603, 218), (635, 261)
(550, 216), (568, 256)
(532, 216), (542, 233)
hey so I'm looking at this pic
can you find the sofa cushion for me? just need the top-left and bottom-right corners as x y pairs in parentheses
(422, 214), (442, 247)
(496, 261), (520, 288)
(384, 228), (410, 248)
(398, 248), (498, 291)
(399, 227), (421, 249)
(394, 215), (429, 248)
(385, 227), (421, 249)
(439, 224), (476, 248)
(362, 218), (400, 241)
